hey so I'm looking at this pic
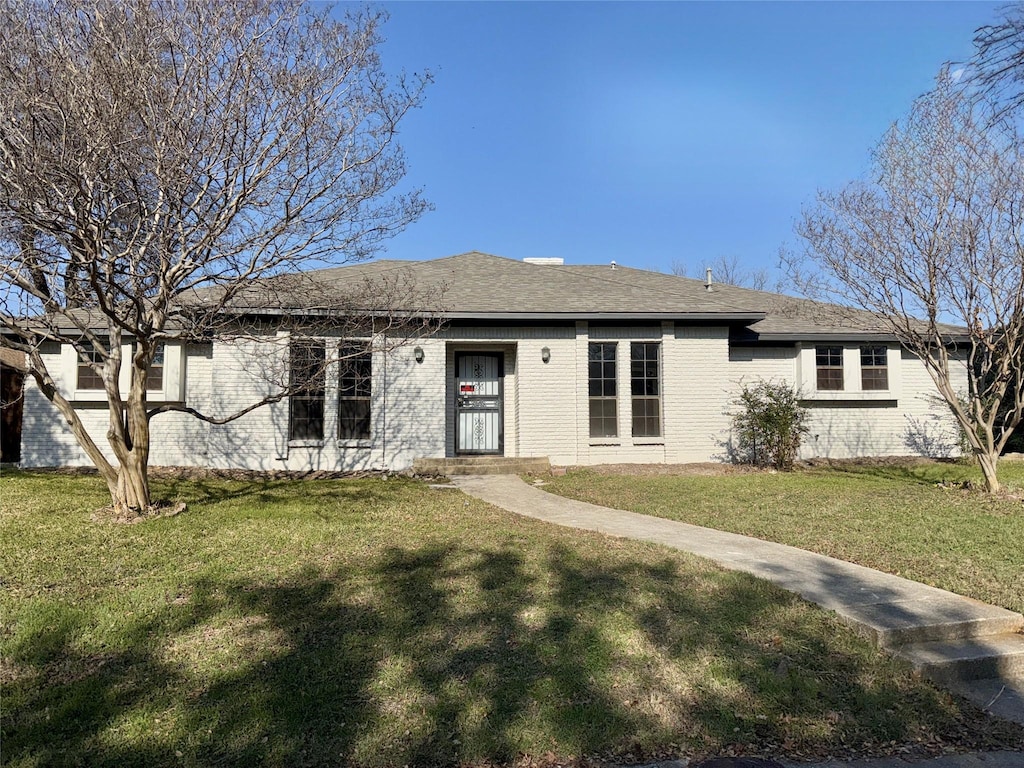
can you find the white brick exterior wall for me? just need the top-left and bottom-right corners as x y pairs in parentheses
(20, 323), (965, 470)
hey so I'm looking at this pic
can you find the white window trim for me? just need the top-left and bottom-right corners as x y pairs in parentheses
(64, 341), (183, 403)
(798, 343), (901, 401)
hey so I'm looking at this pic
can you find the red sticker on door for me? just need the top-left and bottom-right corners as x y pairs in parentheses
(460, 384), (476, 393)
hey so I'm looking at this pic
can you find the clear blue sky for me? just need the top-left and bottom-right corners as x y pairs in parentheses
(368, 1), (1001, 278)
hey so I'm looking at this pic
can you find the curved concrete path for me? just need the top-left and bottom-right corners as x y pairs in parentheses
(451, 475), (1024, 730)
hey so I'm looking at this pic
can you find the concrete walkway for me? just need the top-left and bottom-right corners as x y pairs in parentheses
(451, 475), (1024, 729)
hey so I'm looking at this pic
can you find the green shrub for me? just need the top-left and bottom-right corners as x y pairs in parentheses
(730, 379), (809, 470)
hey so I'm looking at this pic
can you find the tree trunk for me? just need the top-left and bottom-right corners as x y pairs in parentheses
(976, 449), (1001, 494)
(110, 453), (152, 516)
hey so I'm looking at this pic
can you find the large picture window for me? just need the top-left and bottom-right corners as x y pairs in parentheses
(630, 342), (661, 438)
(815, 346), (844, 391)
(860, 346), (888, 391)
(289, 340), (326, 441)
(588, 343), (617, 438)
(339, 343), (372, 440)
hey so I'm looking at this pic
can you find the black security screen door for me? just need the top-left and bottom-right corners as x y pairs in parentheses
(456, 353), (503, 454)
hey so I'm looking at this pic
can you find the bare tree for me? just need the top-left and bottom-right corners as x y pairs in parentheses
(972, 3), (1024, 118)
(705, 255), (771, 291)
(790, 70), (1024, 493)
(0, 0), (433, 514)
(671, 255), (771, 291)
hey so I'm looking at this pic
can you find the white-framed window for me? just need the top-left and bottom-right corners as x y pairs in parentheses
(860, 345), (888, 391)
(588, 342), (618, 438)
(815, 346), (844, 391)
(289, 339), (326, 441)
(338, 342), (372, 440)
(800, 343), (899, 400)
(76, 346), (106, 390)
(630, 341), (661, 438)
(146, 344), (165, 392)
(61, 340), (183, 402)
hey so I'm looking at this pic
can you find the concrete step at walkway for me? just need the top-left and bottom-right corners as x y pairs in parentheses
(896, 634), (1024, 684)
(451, 474), (1024, 726)
(413, 456), (551, 476)
(839, 599), (1023, 647)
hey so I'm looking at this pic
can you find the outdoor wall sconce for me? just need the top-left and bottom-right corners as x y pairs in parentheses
(541, 347), (551, 363)
(414, 346), (424, 364)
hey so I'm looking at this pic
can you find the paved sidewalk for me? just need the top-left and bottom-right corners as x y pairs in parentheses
(637, 751), (1024, 768)
(450, 475), (1024, 729)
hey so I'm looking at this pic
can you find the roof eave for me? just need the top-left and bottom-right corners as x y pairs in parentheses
(750, 331), (971, 343)
(438, 311), (767, 322)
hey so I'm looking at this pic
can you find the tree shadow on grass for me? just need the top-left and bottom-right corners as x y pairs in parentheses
(152, 475), (415, 513)
(4, 542), (1021, 767)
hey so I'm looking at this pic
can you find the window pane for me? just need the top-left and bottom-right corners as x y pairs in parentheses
(290, 397), (324, 440)
(630, 343), (661, 437)
(815, 346), (840, 366)
(862, 368), (889, 391)
(77, 345), (106, 390)
(815, 346), (844, 391)
(817, 368), (844, 390)
(339, 343), (372, 439)
(290, 340), (326, 440)
(77, 366), (104, 390)
(588, 343), (618, 438)
(589, 398), (617, 438)
(860, 346), (886, 367)
(339, 399), (371, 440)
(145, 365), (163, 392)
(145, 344), (165, 392)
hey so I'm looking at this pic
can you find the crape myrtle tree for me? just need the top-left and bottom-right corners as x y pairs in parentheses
(790, 70), (1024, 493)
(972, 3), (1024, 119)
(0, 0), (433, 515)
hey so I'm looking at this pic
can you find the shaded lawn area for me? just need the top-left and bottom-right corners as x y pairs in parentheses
(1, 472), (1022, 767)
(544, 461), (1024, 615)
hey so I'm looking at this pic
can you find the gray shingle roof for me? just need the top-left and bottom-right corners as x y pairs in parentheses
(238, 251), (761, 319)
(7, 252), (966, 343)
(183, 251), (969, 341)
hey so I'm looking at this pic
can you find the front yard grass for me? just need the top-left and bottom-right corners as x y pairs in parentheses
(544, 460), (1024, 614)
(1, 470), (1022, 767)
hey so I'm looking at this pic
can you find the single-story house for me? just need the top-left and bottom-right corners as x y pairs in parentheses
(19, 251), (966, 471)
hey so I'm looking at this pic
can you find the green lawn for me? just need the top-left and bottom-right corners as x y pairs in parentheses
(1, 470), (1021, 767)
(544, 460), (1024, 614)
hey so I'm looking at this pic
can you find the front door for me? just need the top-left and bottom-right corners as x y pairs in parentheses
(456, 353), (503, 454)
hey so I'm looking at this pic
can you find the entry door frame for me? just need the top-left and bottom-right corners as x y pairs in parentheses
(454, 352), (504, 456)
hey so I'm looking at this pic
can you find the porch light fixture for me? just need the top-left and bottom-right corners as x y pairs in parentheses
(541, 346), (551, 363)
(414, 346), (424, 364)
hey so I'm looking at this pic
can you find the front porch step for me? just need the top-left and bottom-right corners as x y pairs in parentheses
(894, 632), (1024, 684)
(413, 456), (551, 476)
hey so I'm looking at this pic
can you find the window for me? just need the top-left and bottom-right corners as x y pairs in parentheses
(339, 343), (372, 440)
(77, 346), (105, 390)
(815, 346), (844, 391)
(588, 343), (617, 438)
(860, 346), (888, 390)
(289, 340), (325, 441)
(145, 344), (164, 392)
(630, 342), (661, 438)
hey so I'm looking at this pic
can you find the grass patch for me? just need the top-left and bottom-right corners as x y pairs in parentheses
(1, 470), (1022, 767)
(544, 461), (1024, 614)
